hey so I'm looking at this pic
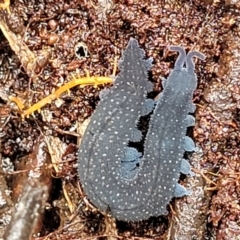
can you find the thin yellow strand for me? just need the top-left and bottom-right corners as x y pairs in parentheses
(0, 0), (11, 14)
(21, 76), (113, 118)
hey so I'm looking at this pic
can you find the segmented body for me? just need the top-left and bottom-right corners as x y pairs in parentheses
(141, 48), (205, 218)
(78, 39), (205, 221)
(78, 38), (154, 220)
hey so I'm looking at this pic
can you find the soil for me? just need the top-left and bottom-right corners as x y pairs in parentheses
(0, 0), (240, 239)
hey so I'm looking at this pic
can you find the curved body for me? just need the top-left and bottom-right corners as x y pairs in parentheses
(78, 38), (154, 220)
(78, 39), (205, 221)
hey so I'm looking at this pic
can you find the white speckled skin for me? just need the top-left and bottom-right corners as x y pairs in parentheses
(78, 38), (154, 220)
(78, 39), (205, 221)
(142, 47), (205, 218)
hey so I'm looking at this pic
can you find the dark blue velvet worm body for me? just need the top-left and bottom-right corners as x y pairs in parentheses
(78, 38), (205, 221)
